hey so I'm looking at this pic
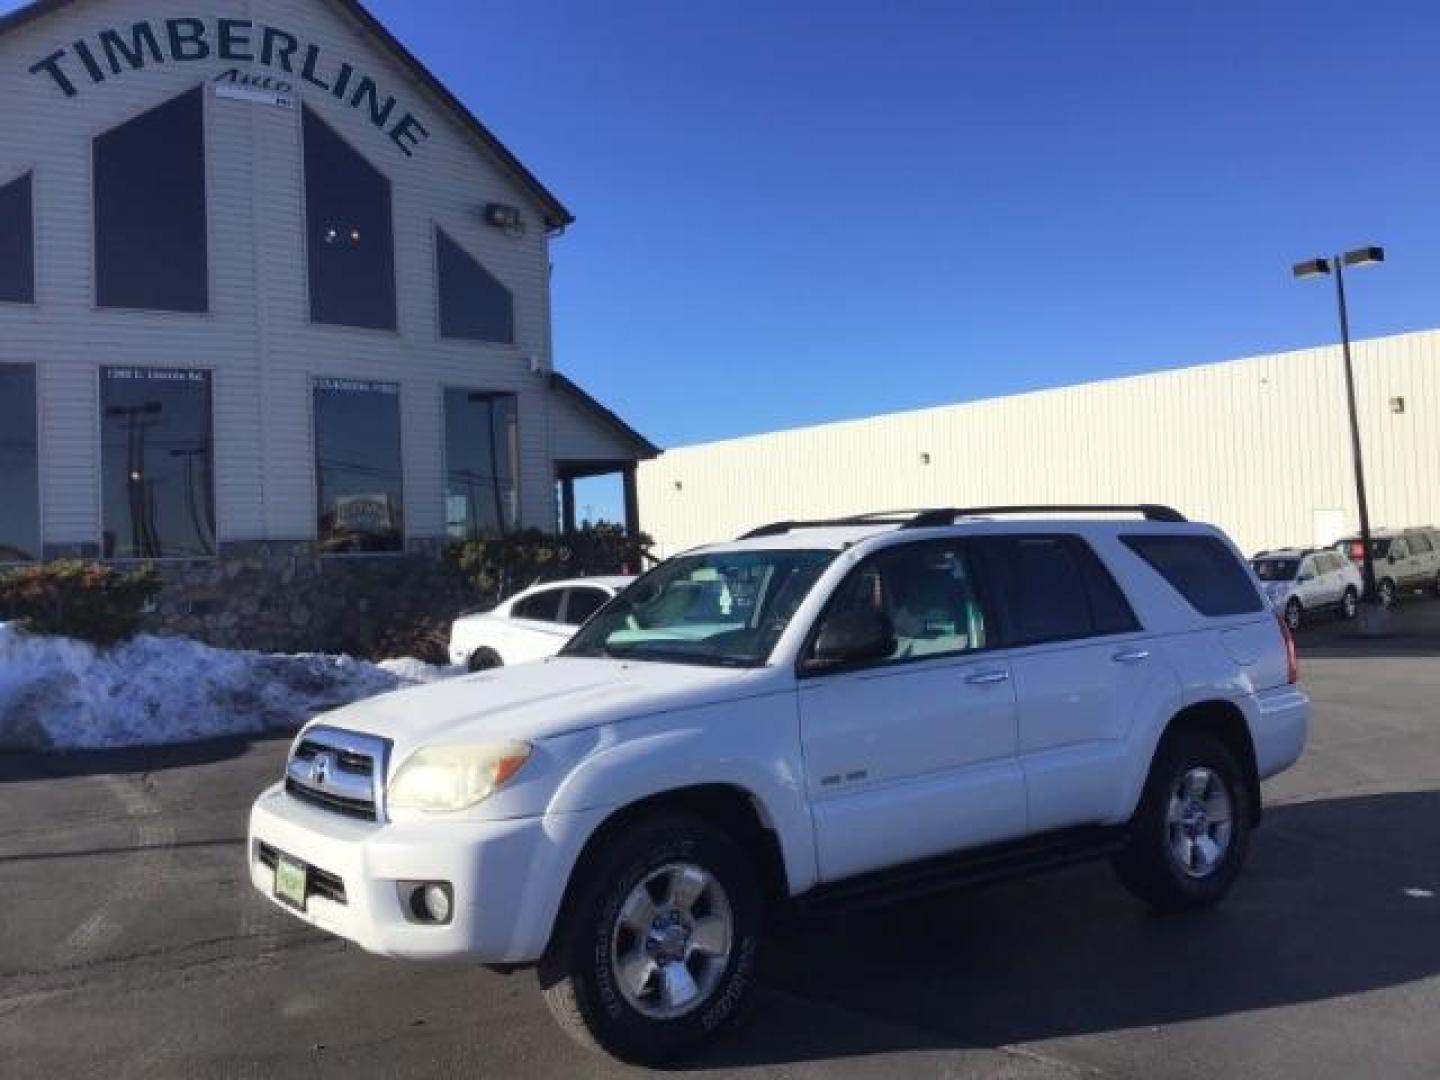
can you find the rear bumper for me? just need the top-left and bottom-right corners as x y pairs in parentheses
(1251, 685), (1309, 780)
(247, 782), (607, 964)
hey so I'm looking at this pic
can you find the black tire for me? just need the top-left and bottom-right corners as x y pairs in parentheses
(1379, 578), (1397, 608)
(1283, 597), (1303, 632)
(1340, 587), (1359, 621)
(1113, 728), (1251, 912)
(467, 647), (503, 672)
(538, 812), (763, 1064)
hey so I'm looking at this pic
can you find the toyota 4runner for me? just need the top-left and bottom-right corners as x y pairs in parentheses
(249, 504), (1308, 1063)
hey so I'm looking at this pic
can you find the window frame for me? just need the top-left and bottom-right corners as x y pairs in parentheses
(797, 537), (1002, 679)
(96, 364), (219, 561)
(299, 105), (399, 334)
(90, 85), (212, 316)
(0, 170), (36, 307)
(972, 533), (1143, 650)
(0, 363), (42, 563)
(440, 385), (522, 540)
(310, 375), (407, 557)
(512, 586), (566, 624)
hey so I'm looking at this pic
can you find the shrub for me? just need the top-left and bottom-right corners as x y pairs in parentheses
(0, 561), (162, 647)
(447, 524), (653, 605)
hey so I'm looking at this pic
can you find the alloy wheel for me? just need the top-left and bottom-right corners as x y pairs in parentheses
(1166, 767), (1234, 879)
(609, 863), (734, 1020)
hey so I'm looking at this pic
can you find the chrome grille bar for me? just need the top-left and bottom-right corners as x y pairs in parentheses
(284, 725), (392, 822)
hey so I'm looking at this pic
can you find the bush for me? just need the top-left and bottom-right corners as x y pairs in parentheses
(0, 561), (162, 647)
(447, 524), (653, 605)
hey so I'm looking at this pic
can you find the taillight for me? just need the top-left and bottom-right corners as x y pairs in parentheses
(1350, 542), (1365, 561)
(1276, 611), (1299, 684)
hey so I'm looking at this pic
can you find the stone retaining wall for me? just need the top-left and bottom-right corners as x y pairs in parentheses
(138, 542), (485, 658)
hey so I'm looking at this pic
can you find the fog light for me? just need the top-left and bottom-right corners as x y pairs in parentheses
(422, 883), (452, 923)
(404, 881), (454, 924)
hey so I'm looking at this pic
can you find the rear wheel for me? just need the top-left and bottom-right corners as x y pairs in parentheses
(1114, 729), (1251, 912)
(1340, 587), (1359, 620)
(539, 813), (763, 1064)
(1284, 597), (1303, 632)
(467, 647), (503, 672)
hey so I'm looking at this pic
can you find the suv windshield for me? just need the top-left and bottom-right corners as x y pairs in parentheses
(562, 548), (837, 667)
(1252, 557), (1301, 581)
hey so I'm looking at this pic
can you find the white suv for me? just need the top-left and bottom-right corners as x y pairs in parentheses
(1335, 527), (1440, 607)
(249, 505), (1307, 1063)
(1251, 548), (1362, 630)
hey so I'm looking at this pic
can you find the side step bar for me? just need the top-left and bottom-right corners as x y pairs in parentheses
(793, 825), (1128, 917)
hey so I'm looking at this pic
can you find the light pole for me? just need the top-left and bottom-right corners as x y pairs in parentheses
(1292, 245), (1387, 633)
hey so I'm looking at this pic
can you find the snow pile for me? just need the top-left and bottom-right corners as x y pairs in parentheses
(0, 623), (461, 752)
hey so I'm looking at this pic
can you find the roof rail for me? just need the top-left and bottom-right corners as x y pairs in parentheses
(903, 504), (1187, 529)
(738, 504), (1187, 540)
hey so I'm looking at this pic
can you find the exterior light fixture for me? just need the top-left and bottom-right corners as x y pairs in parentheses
(1390, 396), (1406, 414)
(484, 202), (524, 234)
(1292, 257), (1331, 280)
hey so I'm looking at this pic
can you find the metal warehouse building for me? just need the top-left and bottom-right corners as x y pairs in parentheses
(638, 328), (1440, 559)
(0, 0), (656, 572)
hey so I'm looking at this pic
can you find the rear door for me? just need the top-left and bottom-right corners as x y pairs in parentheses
(797, 538), (1026, 882)
(973, 533), (1178, 833)
(505, 587), (574, 661)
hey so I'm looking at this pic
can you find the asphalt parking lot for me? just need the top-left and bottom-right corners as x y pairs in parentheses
(4, 611), (1440, 1079)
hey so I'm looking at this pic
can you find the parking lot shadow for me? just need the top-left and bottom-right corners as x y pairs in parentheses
(0, 731), (289, 784)
(681, 790), (1440, 1071)
(1297, 597), (1440, 658)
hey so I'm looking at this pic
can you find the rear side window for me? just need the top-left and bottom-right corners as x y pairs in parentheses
(1122, 534), (1264, 617)
(513, 589), (563, 623)
(977, 535), (1140, 647)
(563, 588), (609, 626)
(1409, 534), (1432, 555)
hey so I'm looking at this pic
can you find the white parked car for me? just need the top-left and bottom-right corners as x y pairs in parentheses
(250, 505), (1307, 1063)
(448, 576), (633, 670)
(1251, 548), (1361, 630)
(1334, 527), (1440, 607)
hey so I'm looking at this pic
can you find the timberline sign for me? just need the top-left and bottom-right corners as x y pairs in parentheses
(27, 17), (431, 156)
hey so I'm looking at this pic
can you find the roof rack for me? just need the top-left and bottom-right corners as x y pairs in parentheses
(737, 504), (1187, 540)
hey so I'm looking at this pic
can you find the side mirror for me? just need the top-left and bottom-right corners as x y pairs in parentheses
(807, 609), (896, 670)
(1297, 572), (1315, 583)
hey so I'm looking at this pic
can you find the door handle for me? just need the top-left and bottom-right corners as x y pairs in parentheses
(1112, 648), (1151, 663)
(965, 669), (1011, 686)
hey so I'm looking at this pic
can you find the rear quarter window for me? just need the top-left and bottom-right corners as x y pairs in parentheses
(1122, 534), (1265, 617)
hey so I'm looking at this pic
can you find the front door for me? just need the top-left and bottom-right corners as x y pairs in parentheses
(797, 539), (1025, 882)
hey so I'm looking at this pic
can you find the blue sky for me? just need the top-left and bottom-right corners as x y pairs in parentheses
(354, 0), (1440, 451)
(6, 1), (1438, 517)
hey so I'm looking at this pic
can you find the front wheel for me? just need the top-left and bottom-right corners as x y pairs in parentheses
(539, 813), (763, 1064)
(1379, 578), (1397, 608)
(1284, 597), (1303, 632)
(1340, 587), (1359, 620)
(1113, 729), (1251, 912)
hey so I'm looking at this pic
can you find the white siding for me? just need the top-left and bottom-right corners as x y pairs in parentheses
(639, 328), (1440, 558)
(0, 0), (592, 550)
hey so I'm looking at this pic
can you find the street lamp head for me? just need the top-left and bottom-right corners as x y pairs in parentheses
(1292, 257), (1332, 280)
(1342, 246), (1385, 268)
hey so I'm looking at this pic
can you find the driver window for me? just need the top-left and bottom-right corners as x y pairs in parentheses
(817, 541), (988, 665)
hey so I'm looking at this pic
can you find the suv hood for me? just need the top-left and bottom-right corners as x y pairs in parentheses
(302, 657), (770, 765)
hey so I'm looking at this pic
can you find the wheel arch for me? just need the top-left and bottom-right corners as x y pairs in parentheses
(544, 783), (790, 957)
(1162, 700), (1262, 825)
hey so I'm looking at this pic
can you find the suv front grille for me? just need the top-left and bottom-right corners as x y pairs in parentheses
(283, 726), (391, 823)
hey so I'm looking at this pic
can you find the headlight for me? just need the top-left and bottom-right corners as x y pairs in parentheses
(387, 742), (532, 813)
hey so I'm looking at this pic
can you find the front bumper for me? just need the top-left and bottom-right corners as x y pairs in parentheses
(247, 782), (608, 964)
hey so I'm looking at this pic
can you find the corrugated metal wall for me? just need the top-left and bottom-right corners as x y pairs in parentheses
(639, 329), (1440, 558)
(0, 0), (621, 550)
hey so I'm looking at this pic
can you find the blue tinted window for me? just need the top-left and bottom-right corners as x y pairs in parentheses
(436, 229), (513, 344)
(304, 108), (396, 330)
(0, 365), (39, 561)
(1123, 534), (1264, 617)
(101, 367), (215, 558)
(314, 379), (404, 553)
(94, 88), (208, 312)
(0, 173), (34, 305)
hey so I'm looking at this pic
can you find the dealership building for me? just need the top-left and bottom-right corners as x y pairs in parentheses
(0, 0), (656, 581)
(639, 328), (1440, 559)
